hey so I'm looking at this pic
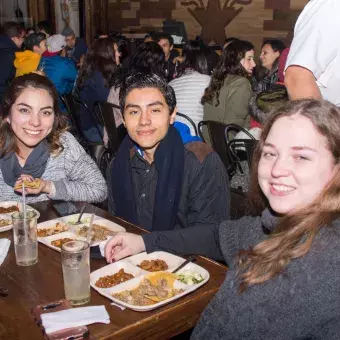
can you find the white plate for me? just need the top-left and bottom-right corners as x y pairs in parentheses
(60, 213), (94, 225)
(39, 231), (86, 252)
(126, 251), (185, 272)
(0, 214), (13, 232)
(37, 219), (69, 240)
(0, 201), (40, 219)
(59, 215), (126, 246)
(90, 260), (147, 293)
(37, 214), (126, 250)
(96, 260), (210, 312)
(74, 218), (126, 246)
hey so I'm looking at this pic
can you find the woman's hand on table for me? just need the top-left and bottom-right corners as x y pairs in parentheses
(105, 232), (146, 263)
(14, 174), (52, 195)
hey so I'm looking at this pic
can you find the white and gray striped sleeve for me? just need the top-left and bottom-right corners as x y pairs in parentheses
(52, 132), (108, 203)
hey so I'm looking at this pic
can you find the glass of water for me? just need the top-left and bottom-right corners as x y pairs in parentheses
(61, 240), (90, 306)
(12, 210), (38, 266)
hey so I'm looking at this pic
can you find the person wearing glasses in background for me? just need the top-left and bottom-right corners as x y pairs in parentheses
(61, 26), (88, 68)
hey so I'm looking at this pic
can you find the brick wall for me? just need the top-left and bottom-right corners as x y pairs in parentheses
(107, 0), (308, 52)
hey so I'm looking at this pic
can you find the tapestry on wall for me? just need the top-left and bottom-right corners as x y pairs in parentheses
(182, 0), (252, 45)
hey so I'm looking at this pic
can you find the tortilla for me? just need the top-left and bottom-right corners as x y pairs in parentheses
(14, 179), (41, 190)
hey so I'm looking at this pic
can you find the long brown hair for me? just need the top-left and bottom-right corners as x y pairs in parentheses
(0, 73), (68, 158)
(76, 37), (118, 88)
(201, 39), (254, 106)
(238, 99), (340, 292)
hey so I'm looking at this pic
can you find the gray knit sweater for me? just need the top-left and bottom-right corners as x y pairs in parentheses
(0, 132), (107, 204)
(143, 210), (340, 339)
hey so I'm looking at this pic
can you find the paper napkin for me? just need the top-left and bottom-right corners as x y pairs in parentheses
(0, 238), (10, 266)
(41, 305), (110, 333)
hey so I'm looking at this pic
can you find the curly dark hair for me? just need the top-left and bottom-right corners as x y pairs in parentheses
(201, 39), (254, 106)
(0, 73), (68, 158)
(76, 37), (119, 88)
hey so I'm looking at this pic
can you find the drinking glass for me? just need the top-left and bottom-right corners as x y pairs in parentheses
(61, 240), (90, 305)
(12, 210), (38, 266)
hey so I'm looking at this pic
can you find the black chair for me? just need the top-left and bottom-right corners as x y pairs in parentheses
(225, 124), (257, 174)
(61, 94), (113, 178)
(176, 112), (198, 136)
(71, 95), (104, 141)
(198, 120), (235, 176)
(60, 93), (86, 142)
(93, 102), (127, 152)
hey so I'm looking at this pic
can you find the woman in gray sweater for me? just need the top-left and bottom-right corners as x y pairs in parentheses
(0, 73), (107, 204)
(105, 99), (340, 339)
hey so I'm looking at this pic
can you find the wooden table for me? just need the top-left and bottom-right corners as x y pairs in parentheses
(0, 201), (227, 340)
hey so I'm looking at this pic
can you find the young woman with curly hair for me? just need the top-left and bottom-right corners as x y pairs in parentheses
(202, 39), (256, 128)
(0, 73), (107, 203)
(105, 99), (340, 339)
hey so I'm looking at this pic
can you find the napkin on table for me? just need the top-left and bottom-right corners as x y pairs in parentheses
(41, 305), (110, 333)
(0, 238), (10, 266)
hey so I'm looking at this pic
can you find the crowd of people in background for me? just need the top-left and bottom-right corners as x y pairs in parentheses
(0, 20), (288, 156)
(2, 0), (340, 338)
(0, 0), (338, 194)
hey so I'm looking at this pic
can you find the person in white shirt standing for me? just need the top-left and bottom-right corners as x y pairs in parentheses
(285, 0), (340, 105)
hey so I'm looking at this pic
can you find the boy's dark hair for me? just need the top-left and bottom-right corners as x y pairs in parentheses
(24, 33), (46, 51)
(156, 32), (174, 47)
(37, 21), (52, 36)
(119, 73), (176, 115)
(2, 21), (24, 38)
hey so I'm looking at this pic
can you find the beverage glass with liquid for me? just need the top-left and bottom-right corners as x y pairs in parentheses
(61, 240), (90, 305)
(12, 210), (38, 266)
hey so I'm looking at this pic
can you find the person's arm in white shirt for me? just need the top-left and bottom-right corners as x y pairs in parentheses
(285, 0), (340, 100)
(285, 66), (322, 100)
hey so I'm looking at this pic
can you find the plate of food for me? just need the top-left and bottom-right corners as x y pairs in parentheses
(75, 218), (126, 246)
(60, 213), (93, 225)
(37, 219), (69, 238)
(39, 232), (86, 252)
(0, 201), (40, 219)
(90, 252), (210, 311)
(0, 214), (13, 232)
(90, 260), (147, 291)
(37, 216), (126, 251)
(126, 251), (184, 272)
